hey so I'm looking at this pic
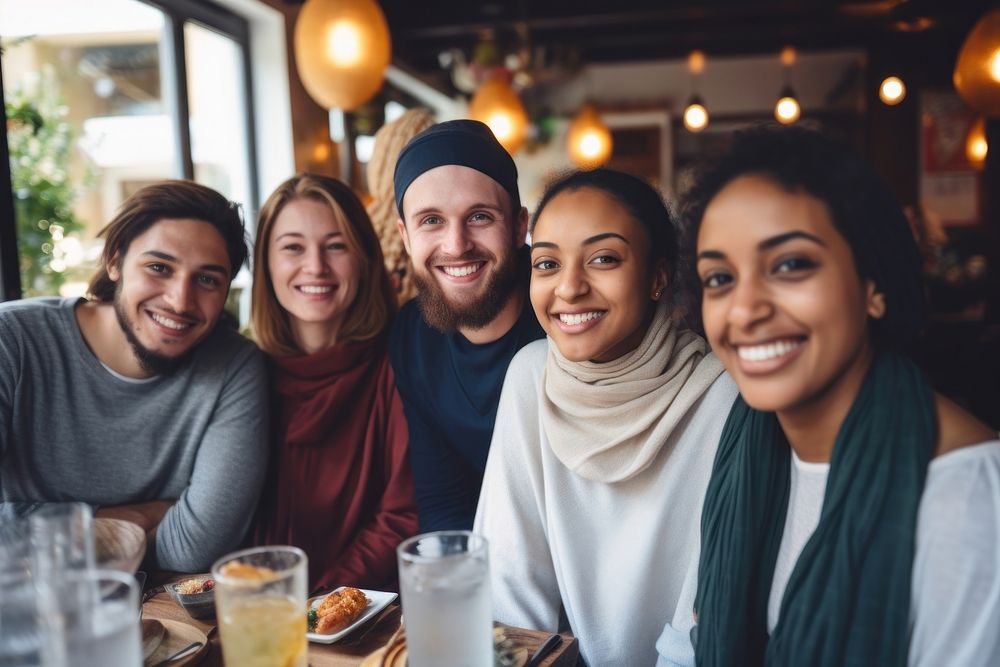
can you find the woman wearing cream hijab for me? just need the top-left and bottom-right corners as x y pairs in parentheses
(475, 169), (736, 666)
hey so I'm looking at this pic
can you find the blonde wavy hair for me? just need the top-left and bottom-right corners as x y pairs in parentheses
(252, 174), (396, 357)
(366, 108), (435, 304)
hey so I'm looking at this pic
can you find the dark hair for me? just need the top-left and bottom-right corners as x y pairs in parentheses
(87, 180), (248, 302)
(252, 173), (396, 356)
(681, 124), (924, 350)
(531, 168), (679, 284)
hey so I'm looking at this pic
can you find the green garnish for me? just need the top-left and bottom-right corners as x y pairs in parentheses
(307, 608), (318, 632)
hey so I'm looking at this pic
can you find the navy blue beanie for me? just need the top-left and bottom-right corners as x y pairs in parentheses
(393, 119), (520, 217)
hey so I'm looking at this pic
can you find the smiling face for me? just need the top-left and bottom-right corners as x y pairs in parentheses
(696, 174), (885, 416)
(267, 197), (360, 351)
(530, 187), (666, 363)
(398, 165), (527, 332)
(109, 217), (232, 373)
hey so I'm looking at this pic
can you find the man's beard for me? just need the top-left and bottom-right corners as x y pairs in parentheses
(113, 286), (194, 376)
(413, 245), (524, 333)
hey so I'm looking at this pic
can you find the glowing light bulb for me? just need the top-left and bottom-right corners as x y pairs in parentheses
(579, 132), (603, 158)
(683, 102), (709, 132)
(966, 117), (989, 168)
(688, 50), (706, 75)
(488, 113), (514, 141)
(327, 21), (363, 66)
(294, 0), (391, 110)
(991, 48), (1000, 83)
(567, 104), (613, 169)
(775, 96), (801, 124)
(879, 76), (906, 105)
(468, 74), (528, 153)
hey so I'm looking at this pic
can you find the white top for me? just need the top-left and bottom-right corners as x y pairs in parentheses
(767, 451), (829, 632)
(474, 339), (738, 667)
(766, 440), (1000, 666)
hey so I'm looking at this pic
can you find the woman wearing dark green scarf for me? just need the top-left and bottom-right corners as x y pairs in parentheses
(683, 126), (999, 667)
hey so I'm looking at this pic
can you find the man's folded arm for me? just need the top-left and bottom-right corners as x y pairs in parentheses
(153, 344), (269, 572)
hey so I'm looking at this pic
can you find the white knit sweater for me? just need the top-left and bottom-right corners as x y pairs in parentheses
(474, 339), (738, 666)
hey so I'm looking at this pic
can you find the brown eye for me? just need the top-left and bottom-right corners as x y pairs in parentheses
(702, 272), (732, 289)
(774, 257), (816, 273)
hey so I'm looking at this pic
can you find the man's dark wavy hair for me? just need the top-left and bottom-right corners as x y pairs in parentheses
(680, 124), (925, 351)
(87, 180), (248, 302)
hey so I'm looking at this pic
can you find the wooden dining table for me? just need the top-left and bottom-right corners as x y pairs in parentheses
(142, 576), (578, 667)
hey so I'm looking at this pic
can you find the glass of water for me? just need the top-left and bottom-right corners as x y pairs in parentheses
(0, 564), (65, 667)
(397, 531), (493, 667)
(28, 502), (95, 576)
(58, 569), (141, 667)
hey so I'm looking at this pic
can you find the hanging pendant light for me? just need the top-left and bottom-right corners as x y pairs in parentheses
(294, 0), (392, 111)
(468, 72), (529, 154)
(775, 86), (801, 124)
(683, 50), (709, 133)
(567, 104), (613, 170)
(683, 95), (709, 132)
(953, 9), (1000, 116)
(775, 46), (801, 125)
(879, 76), (907, 105)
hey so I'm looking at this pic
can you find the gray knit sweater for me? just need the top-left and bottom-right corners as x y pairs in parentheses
(0, 297), (268, 571)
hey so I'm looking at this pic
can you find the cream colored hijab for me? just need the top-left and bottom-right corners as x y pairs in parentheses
(541, 301), (725, 483)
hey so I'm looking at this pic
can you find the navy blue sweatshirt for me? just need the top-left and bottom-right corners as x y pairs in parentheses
(388, 294), (544, 532)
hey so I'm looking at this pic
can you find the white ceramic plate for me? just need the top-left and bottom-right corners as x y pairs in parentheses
(306, 587), (397, 644)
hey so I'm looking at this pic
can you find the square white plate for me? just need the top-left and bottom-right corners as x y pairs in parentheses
(306, 587), (397, 644)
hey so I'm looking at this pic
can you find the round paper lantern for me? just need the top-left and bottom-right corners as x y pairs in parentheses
(468, 74), (528, 154)
(294, 0), (391, 111)
(567, 104), (613, 170)
(953, 9), (1000, 116)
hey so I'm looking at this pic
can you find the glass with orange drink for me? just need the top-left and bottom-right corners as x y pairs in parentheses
(211, 545), (308, 667)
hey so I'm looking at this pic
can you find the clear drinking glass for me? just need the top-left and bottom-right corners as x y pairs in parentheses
(28, 502), (95, 576)
(0, 564), (65, 667)
(58, 569), (141, 667)
(397, 531), (493, 667)
(212, 546), (308, 667)
(0, 514), (30, 572)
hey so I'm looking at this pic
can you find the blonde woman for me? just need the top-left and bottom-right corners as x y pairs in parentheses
(366, 108), (435, 303)
(251, 174), (417, 592)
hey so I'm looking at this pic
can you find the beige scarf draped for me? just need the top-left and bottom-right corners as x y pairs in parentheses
(541, 301), (725, 483)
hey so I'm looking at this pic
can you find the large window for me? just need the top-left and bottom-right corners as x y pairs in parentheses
(0, 0), (257, 302)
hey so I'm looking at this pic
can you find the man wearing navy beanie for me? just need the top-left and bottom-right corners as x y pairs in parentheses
(389, 119), (544, 531)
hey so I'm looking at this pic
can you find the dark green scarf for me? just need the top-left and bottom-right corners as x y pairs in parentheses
(695, 352), (936, 666)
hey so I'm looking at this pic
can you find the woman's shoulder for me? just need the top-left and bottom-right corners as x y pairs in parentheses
(922, 438), (1000, 525)
(912, 438), (1000, 666)
(932, 393), (996, 458)
(506, 338), (549, 379)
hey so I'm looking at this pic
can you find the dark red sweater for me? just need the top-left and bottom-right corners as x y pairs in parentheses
(253, 338), (417, 592)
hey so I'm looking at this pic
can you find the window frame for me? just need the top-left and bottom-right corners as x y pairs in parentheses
(0, 0), (259, 302)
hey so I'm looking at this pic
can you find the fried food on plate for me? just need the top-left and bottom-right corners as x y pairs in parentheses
(314, 587), (369, 634)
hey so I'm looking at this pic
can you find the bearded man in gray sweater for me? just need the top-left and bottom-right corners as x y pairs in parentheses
(0, 181), (267, 572)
